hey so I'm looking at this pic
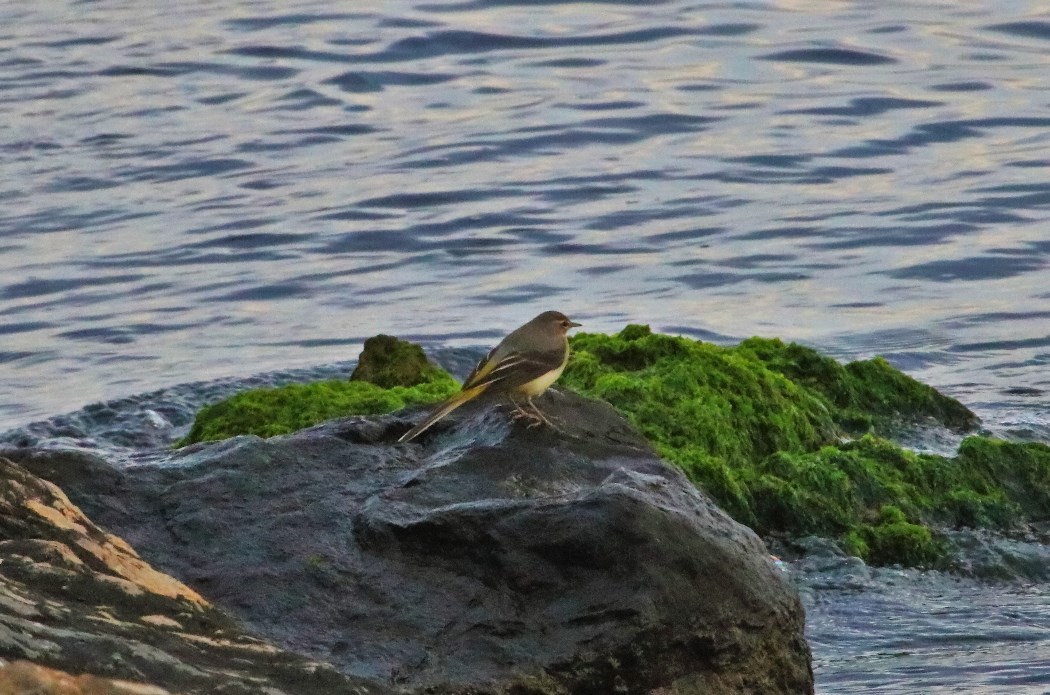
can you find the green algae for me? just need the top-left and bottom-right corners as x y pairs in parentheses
(565, 328), (838, 461)
(744, 435), (1050, 565)
(745, 436), (1022, 536)
(953, 436), (1050, 519)
(845, 505), (944, 567)
(561, 325), (977, 530)
(180, 334), (458, 445)
(178, 324), (1050, 568)
(178, 371), (457, 445)
(563, 326), (1048, 567)
(350, 333), (444, 388)
(736, 337), (978, 433)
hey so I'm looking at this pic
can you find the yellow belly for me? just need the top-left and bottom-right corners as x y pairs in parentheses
(514, 360), (566, 398)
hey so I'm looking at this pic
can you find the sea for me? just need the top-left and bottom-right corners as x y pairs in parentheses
(2, 1), (1049, 692)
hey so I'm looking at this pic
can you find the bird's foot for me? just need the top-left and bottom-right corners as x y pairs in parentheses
(507, 401), (559, 430)
(511, 400), (561, 431)
(509, 406), (542, 427)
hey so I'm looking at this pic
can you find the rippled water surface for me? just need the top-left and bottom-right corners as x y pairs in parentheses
(4, 1), (1050, 691)
(5, 0), (1050, 433)
(804, 569), (1050, 694)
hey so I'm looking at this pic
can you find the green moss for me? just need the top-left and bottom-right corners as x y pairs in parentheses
(942, 489), (1019, 530)
(954, 437), (1050, 519)
(566, 327), (837, 470)
(178, 371), (457, 445)
(858, 505), (944, 567)
(563, 325), (1046, 567)
(737, 435), (1045, 566)
(841, 529), (869, 559)
(737, 337), (978, 433)
(176, 324), (1049, 570)
(747, 449), (857, 536)
(350, 334), (444, 388)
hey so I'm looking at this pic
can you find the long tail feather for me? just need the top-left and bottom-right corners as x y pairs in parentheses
(398, 384), (488, 442)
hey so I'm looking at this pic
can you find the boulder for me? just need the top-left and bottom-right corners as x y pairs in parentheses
(9, 390), (813, 694)
(0, 455), (389, 694)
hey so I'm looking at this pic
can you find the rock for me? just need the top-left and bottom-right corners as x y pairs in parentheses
(1, 447), (132, 523)
(0, 660), (171, 694)
(0, 456), (390, 694)
(18, 391), (813, 694)
(350, 334), (441, 388)
(941, 528), (1050, 581)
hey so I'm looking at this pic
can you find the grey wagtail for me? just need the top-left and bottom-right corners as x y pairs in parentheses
(398, 310), (581, 442)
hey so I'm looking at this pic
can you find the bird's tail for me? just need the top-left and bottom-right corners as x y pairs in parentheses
(397, 384), (488, 443)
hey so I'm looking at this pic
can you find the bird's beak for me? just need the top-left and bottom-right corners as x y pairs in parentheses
(569, 321), (582, 328)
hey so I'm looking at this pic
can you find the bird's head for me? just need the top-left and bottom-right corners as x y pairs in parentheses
(537, 310), (581, 335)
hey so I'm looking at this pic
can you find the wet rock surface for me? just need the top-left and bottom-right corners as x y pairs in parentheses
(0, 455), (388, 694)
(4, 391), (813, 694)
(0, 660), (172, 694)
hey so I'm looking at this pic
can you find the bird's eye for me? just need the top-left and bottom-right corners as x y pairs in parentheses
(561, 320), (570, 327)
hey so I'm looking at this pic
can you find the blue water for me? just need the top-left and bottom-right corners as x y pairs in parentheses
(802, 565), (1050, 694)
(786, 535), (1050, 694)
(3, 1), (1050, 691)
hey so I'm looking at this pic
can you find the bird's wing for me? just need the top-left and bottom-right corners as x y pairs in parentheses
(399, 347), (565, 443)
(397, 383), (488, 442)
(462, 348), (565, 392)
(462, 344), (502, 389)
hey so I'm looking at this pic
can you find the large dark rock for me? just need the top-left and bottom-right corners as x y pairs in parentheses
(5, 391), (813, 694)
(0, 456), (388, 694)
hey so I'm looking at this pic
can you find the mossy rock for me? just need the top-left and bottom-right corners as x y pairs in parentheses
(176, 324), (1049, 570)
(180, 334), (457, 445)
(736, 336), (978, 433)
(562, 326), (1044, 567)
(178, 372), (457, 445)
(561, 325), (978, 530)
(744, 436), (1050, 566)
(954, 436), (1050, 519)
(350, 334), (443, 388)
(857, 505), (944, 567)
(565, 327), (839, 464)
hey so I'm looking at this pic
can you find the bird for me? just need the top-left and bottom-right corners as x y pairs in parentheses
(398, 310), (581, 442)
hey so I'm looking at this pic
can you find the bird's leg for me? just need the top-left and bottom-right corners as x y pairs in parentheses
(525, 397), (562, 430)
(506, 395), (562, 431)
(507, 395), (534, 422)
(507, 395), (547, 428)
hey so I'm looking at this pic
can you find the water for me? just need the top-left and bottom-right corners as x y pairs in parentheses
(3, 0), (1050, 691)
(777, 536), (1049, 693)
(804, 570), (1050, 693)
